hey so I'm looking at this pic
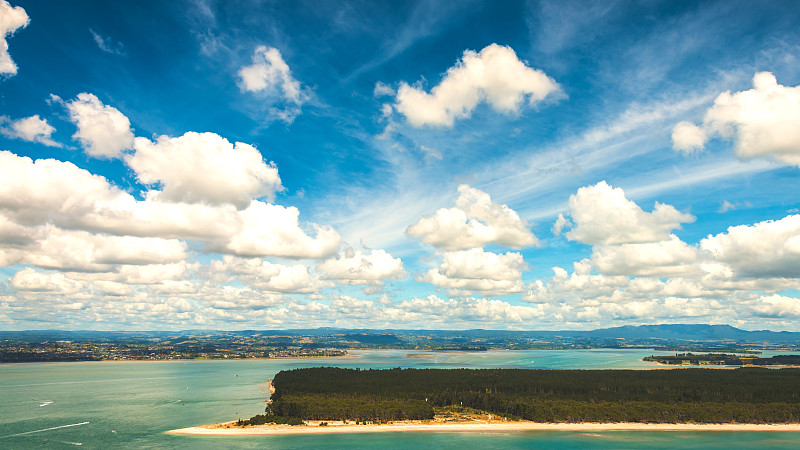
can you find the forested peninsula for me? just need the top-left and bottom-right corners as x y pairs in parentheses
(251, 367), (800, 424)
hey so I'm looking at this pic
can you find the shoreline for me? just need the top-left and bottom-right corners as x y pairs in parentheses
(166, 421), (800, 436)
(0, 354), (356, 365)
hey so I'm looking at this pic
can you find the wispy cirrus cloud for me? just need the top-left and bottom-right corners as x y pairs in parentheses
(90, 28), (125, 55)
(237, 45), (310, 123)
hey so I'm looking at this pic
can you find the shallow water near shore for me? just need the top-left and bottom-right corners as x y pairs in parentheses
(2, 349), (800, 448)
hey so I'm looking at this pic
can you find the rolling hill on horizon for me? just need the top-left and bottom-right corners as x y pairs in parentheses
(4, 324), (800, 346)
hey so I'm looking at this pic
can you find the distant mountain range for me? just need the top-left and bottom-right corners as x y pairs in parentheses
(3, 324), (800, 345)
(575, 324), (800, 344)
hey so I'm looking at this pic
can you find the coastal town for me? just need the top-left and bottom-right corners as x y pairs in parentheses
(0, 335), (347, 362)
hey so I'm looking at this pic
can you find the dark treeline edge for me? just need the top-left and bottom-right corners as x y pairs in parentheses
(258, 367), (800, 423)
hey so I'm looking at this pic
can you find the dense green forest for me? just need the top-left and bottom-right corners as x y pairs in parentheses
(261, 367), (800, 424)
(644, 353), (800, 366)
(236, 414), (304, 426)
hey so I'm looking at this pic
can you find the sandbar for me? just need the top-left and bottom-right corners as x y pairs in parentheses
(166, 420), (800, 436)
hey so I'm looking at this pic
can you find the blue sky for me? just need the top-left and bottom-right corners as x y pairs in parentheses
(1, 0), (799, 330)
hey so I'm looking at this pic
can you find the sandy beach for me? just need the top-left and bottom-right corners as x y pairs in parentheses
(166, 420), (800, 436)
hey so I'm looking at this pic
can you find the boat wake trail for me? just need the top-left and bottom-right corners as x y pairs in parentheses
(0, 421), (90, 439)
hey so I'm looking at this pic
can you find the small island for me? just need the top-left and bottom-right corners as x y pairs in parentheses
(168, 367), (800, 435)
(644, 353), (800, 366)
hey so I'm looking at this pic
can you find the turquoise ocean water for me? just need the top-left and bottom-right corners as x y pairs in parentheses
(3, 349), (800, 449)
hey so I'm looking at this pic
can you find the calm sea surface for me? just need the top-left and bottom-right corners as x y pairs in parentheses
(3, 349), (800, 449)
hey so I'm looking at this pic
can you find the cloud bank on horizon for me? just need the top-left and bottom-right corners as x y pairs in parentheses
(0, 0), (799, 331)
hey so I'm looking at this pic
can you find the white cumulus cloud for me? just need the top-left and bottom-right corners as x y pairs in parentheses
(0, 0), (28, 76)
(0, 115), (61, 147)
(419, 248), (526, 296)
(751, 294), (800, 318)
(128, 132), (282, 208)
(672, 72), (800, 166)
(10, 268), (83, 293)
(394, 43), (560, 127)
(223, 201), (340, 258)
(66, 93), (134, 158)
(590, 234), (699, 277)
(0, 151), (340, 261)
(700, 214), (800, 278)
(0, 224), (187, 271)
(209, 256), (322, 293)
(565, 181), (695, 245)
(671, 121), (707, 154)
(393, 295), (545, 326)
(318, 248), (406, 286)
(0, 150), (125, 226)
(407, 184), (537, 250)
(552, 213), (571, 236)
(524, 261), (628, 304)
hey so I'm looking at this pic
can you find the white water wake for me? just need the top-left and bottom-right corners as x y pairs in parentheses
(0, 421), (90, 439)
